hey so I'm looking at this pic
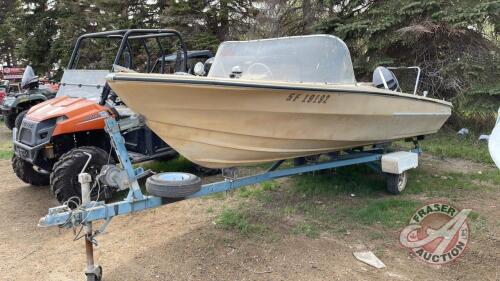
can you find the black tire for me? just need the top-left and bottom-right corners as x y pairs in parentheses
(386, 172), (408, 195)
(293, 157), (307, 167)
(293, 154), (321, 167)
(193, 164), (219, 176)
(12, 155), (50, 186)
(50, 146), (113, 208)
(3, 111), (17, 130)
(146, 172), (201, 198)
(15, 110), (27, 129)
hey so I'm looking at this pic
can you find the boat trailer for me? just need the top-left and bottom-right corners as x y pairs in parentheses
(39, 118), (421, 281)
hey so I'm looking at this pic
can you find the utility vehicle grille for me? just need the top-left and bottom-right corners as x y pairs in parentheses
(21, 119), (36, 129)
(17, 118), (56, 146)
(19, 128), (32, 144)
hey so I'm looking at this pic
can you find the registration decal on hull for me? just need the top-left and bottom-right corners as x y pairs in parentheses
(286, 93), (330, 104)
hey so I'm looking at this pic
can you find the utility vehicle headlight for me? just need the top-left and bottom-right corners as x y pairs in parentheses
(56, 115), (68, 123)
(98, 111), (110, 118)
(3, 97), (15, 107)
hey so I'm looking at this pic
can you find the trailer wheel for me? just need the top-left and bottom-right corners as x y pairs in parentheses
(3, 111), (17, 130)
(386, 171), (408, 195)
(146, 172), (201, 198)
(51, 146), (113, 208)
(12, 155), (50, 186)
(14, 110), (27, 129)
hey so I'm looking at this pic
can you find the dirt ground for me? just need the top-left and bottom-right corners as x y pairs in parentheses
(0, 125), (499, 281)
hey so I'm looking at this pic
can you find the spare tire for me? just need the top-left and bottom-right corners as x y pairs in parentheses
(146, 172), (201, 198)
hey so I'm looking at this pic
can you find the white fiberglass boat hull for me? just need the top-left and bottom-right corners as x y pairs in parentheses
(107, 74), (452, 168)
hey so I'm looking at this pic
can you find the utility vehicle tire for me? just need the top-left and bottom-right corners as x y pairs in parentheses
(15, 110), (27, 129)
(146, 172), (201, 198)
(12, 155), (50, 186)
(386, 172), (408, 195)
(3, 112), (17, 130)
(50, 146), (113, 208)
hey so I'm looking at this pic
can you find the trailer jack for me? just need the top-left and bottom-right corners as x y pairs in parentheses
(39, 117), (421, 280)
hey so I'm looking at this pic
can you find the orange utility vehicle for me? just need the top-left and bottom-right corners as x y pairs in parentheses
(12, 29), (214, 206)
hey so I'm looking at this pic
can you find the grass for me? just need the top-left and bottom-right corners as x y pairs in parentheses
(292, 165), (386, 197)
(215, 206), (268, 235)
(340, 198), (420, 228)
(405, 167), (500, 198)
(397, 128), (493, 164)
(238, 180), (280, 203)
(292, 222), (321, 238)
(139, 156), (195, 173)
(0, 137), (13, 160)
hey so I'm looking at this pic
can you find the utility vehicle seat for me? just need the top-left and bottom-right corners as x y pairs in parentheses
(114, 105), (136, 118)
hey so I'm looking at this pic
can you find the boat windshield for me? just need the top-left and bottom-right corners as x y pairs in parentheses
(208, 35), (356, 84)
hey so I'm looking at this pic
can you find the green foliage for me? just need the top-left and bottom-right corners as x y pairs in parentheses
(215, 207), (268, 234)
(317, 0), (500, 129)
(292, 165), (386, 197)
(292, 222), (320, 238)
(421, 129), (494, 164)
(341, 198), (420, 228)
(0, 0), (498, 131)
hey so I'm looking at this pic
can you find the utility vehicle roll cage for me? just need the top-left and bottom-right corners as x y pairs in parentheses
(67, 29), (188, 105)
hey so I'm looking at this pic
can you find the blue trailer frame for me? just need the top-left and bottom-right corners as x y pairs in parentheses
(38, 118), (421, 280)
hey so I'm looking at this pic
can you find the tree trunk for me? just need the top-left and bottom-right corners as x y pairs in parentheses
(302, 0), (313, 33)
(217, 0), (229, 41)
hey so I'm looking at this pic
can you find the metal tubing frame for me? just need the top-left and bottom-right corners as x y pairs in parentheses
(387, 66), (421, 95)
(39, 118), (420, 229)
(39, 151), (386, 228)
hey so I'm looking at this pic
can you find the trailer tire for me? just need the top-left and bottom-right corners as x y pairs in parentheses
(3, 111), (17, 130)
(12, 155), (50, 186)
(15, 110), (27, 129)
(386, 172), (408, 195)
(146, 172), (201, 198)
(51, 146), (113, 208)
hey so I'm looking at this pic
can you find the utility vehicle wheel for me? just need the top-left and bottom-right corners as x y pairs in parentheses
(12, 155), (50, 186)
(3, 112), (17, 130)
(146, 172), (201, 198)
(14, 110), (27, 129)
(51, 146), (113, 208)
(386, 172), (408, 195)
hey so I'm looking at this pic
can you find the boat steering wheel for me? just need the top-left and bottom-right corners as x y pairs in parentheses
(247, 62), (273, 80)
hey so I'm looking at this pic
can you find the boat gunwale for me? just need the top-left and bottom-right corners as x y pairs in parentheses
(107, 73), (453, 107)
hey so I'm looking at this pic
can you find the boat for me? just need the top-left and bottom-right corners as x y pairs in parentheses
(490, 107), (500, 169)
(106, 35), (452, 168)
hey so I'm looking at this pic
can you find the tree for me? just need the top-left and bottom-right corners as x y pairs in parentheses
(14, 0), (58, 73)
(0, 0), (21, 66)
(317, 0), (500, 130)
(160, 0), (257, 51)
